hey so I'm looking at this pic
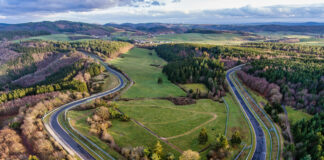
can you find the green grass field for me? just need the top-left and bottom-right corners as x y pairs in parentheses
(66, 110), (125, 159)
(69, 109), (179, 157)
(118, 99), (226, 152)
(110, 48), (186, 98)
(68, 94), (251, 159)
(133, 33), (251, 45)
(179, 83), (209, 96)
(286, 106), (313, 125)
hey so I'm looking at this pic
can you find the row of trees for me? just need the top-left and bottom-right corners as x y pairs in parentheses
(154, 43), (288, 64)
(0, 80), (87, 103)
(236, 70), (283, 104)
(243, 42), (324, 56)
(0, 30), (50, 41)
(198, 128), (242, 159)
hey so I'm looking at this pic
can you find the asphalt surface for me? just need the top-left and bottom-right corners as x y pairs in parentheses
(226, 67), (266, 160)
(48, 54), (126, 160)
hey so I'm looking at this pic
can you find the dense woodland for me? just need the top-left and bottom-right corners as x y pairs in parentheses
(244, 58), (324, 113)
(243, 42), (324, 56)
(0, 30), (50, 41)
(163, 57), (226, 99)
(291, 113), (324, 160)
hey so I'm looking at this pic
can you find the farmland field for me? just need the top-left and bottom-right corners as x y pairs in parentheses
(133, 33), (254, 45)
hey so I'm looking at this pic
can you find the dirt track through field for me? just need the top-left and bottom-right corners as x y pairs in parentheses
(121, 105), (217, 140)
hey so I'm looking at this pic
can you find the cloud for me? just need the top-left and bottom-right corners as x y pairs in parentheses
(207, 4), (324, 18)
(1, 2), (324, 24)
(0, 0), (165, 15)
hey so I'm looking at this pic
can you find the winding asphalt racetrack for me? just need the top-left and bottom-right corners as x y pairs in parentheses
(226, 66), (266, 160)
(47, 54), (126, 160)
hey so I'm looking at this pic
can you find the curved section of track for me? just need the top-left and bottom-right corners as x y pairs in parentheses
(45, 54), (126, 160)
(226, 66), (266, 160)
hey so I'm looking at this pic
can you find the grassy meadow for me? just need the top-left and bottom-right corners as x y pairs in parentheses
(179, 83), (209, 96)
(110, 48), (186, 98)
(286, 106), (313, 125)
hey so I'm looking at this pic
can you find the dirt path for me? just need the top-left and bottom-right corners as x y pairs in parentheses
(120, 104), (218, 140)
(131, 119), (184, 153)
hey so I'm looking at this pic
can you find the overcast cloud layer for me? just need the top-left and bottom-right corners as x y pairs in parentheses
(0, 0), (324, 24)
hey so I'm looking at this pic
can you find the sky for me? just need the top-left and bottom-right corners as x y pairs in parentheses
(1, 0), (324, 24)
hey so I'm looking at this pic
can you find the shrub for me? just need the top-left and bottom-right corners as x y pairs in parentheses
(179, 150), (200, 160)
(198, 128), (208, 144)
(230, 131), (242, 145)
(120, 114), (130, 122)
(153, 141), (163, 157)
(157, 77), (163, 84)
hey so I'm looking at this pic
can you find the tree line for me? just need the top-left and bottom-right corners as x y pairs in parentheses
(242, 42), (324, 56)
(0, 30), (50, 41)
(0, 80), (87, 103)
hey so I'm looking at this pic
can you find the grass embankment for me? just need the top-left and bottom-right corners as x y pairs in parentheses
(223, 94), (252, 159)
(66, 110), (125, 159)
(110, 48), (186, 98)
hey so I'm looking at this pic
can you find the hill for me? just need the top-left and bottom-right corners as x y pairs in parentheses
(0, 21), (119, 40)
(106, 23), (324, 34)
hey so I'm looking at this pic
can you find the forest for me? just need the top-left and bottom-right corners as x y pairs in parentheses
(163, 57), (226, 99)
(244, 58), (323, 113)
(242, 42), (324, 56)
(291, 113), (324, 160)
(0, 30), (51, 41)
